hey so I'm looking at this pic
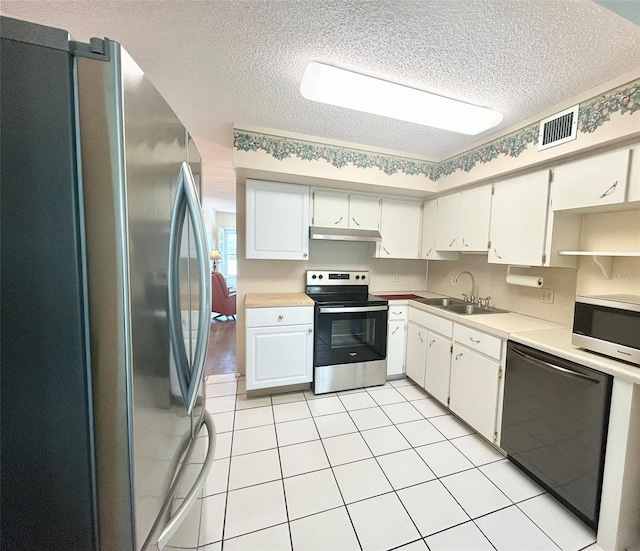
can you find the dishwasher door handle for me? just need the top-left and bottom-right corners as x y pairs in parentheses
(511, 347), (600, 384)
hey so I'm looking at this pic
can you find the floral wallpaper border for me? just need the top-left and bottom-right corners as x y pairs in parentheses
(234, 78), (640, 182)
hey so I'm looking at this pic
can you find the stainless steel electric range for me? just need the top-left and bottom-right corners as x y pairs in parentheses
(305, 270), (388, 394)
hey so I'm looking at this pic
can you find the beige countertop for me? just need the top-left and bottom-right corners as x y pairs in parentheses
(510, 326), (640, 385)
(245, 293), (314, 308)
(374, 289), (639, 384)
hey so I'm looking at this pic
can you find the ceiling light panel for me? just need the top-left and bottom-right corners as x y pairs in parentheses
(300, 62), (503, 135)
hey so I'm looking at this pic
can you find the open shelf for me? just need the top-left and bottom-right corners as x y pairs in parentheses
(558, 251), (640, 256)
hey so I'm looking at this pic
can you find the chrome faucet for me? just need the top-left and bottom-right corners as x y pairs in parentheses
(454, 271), (476, 304)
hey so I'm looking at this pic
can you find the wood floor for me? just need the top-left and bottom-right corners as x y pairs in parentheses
(204, 317), (236, 376)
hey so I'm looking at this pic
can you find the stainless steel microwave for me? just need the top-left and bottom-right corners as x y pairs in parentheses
(573, 294), (640, 366)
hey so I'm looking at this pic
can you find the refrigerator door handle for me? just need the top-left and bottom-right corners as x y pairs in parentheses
(168, 162), (211, 413)
(157, 410), (216, 549)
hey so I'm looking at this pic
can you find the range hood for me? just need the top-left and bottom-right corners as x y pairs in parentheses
(309, 226), (382, 242)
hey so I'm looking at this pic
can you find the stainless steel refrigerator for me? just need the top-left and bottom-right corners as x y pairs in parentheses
(1, 17), (214, 550)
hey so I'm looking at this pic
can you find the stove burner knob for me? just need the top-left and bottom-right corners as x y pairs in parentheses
(318, 275), (323, 279)
(361, 275), (366, 280)
(355, 275), (360, 280)
(312, 274), (317, 279)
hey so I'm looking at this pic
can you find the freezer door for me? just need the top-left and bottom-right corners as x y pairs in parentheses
(76, 40), (202, 550)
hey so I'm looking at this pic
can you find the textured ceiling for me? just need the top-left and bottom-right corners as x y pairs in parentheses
(2, 0), (640, 211)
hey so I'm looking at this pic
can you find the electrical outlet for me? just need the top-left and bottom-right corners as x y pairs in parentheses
(541, 288), (555, 304)
(392, 273), (401, 281)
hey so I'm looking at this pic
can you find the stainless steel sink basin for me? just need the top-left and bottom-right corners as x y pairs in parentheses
(413, 296), (509, 315)
(414, 297), (466, 307)
(442, 303), (509, 315)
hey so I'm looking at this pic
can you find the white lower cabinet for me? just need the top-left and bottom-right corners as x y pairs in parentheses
(424, 332), (452, 406)
(405, 322), (427, 386)
(405, 307), (506, 444)
(449, 344), (502, 442)
(245, 306), (314, 391)
(386, 306), (408, 377)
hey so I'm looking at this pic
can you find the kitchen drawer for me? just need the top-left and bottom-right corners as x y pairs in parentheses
(388, 305), (408, 321)
(408, 307), (453, 338)
(454, 324), (502, 360)
(246, 306), (314, 328)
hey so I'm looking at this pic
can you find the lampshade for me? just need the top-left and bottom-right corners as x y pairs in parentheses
(209, 250), (221, 261)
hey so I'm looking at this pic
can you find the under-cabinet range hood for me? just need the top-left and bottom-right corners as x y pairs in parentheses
(310, 226), (382, 242)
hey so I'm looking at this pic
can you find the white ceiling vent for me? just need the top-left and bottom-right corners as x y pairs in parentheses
(538, 105), (579, 151)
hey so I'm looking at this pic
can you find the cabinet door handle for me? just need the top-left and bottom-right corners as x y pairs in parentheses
(418, 333), (424, 343)
(449, 238), (456, 247)
(455, 352), (463, 360)
(392, 326), (399, 335)
(493, 248), (502, 260)
(598, 180), (618, 199)
(383, 246), (391, 255)
(426, 248), (432, 256)
(351, 216), (360, 226)
(278, 315), (284, 320)
(308, 328), (313, 333)
(463, 238), (469, 248)
(303, 252), (308, 258)
(469, 337), (481, 344)
(429, 339), (436, 346)
(334, 216), (343, 225)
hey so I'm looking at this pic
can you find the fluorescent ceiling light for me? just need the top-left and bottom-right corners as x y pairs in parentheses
(300, 62), (503, 135)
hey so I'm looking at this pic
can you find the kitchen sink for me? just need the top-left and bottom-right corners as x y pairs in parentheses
(441, 303), (509, 315)
(414, 297), (466, 307)
(413, 296), (509, 315)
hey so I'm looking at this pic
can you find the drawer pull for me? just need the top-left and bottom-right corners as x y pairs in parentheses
(469, 337), (481, 344)
(392, 311), (403, 315)
(598, 181), (618, 199)
(278, 315), (284, 320)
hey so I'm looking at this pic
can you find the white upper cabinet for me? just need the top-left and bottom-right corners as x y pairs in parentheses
(246, 179), (310, 260)
(435, 193), (461, 251)
(458, 185), (492, 252)
(420, 199), (459, 260)
(551, 148), (630, 211)
(488, 170), (579, 267)
(312, 190), (380, 230)
(376, 198), (422, 259)
(435, 186), (492, 252)
(312, 189), (349, 228)
(349, 193), (381, 230)
(488, 171), (550, 266)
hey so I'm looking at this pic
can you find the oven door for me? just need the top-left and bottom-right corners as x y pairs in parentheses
(314, 305), (388, 367)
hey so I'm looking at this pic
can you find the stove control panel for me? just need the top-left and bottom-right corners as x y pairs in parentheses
(306, 270), (369, 285)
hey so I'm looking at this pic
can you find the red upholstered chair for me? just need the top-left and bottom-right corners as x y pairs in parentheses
(211, 272), (236, 320)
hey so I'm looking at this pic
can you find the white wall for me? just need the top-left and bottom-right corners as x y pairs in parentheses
(426, 255), (578, 325)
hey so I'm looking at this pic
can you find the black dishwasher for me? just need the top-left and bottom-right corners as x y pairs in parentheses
(502, 341), (612, 529)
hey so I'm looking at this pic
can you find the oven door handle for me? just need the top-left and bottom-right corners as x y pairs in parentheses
(511, 348), (600, 384)
(318, 305), (388, 314)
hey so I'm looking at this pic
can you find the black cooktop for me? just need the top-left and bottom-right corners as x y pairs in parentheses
(305, 285), (388, 307)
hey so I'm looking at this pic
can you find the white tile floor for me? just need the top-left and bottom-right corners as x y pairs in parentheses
(197, 373), (600, 551)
